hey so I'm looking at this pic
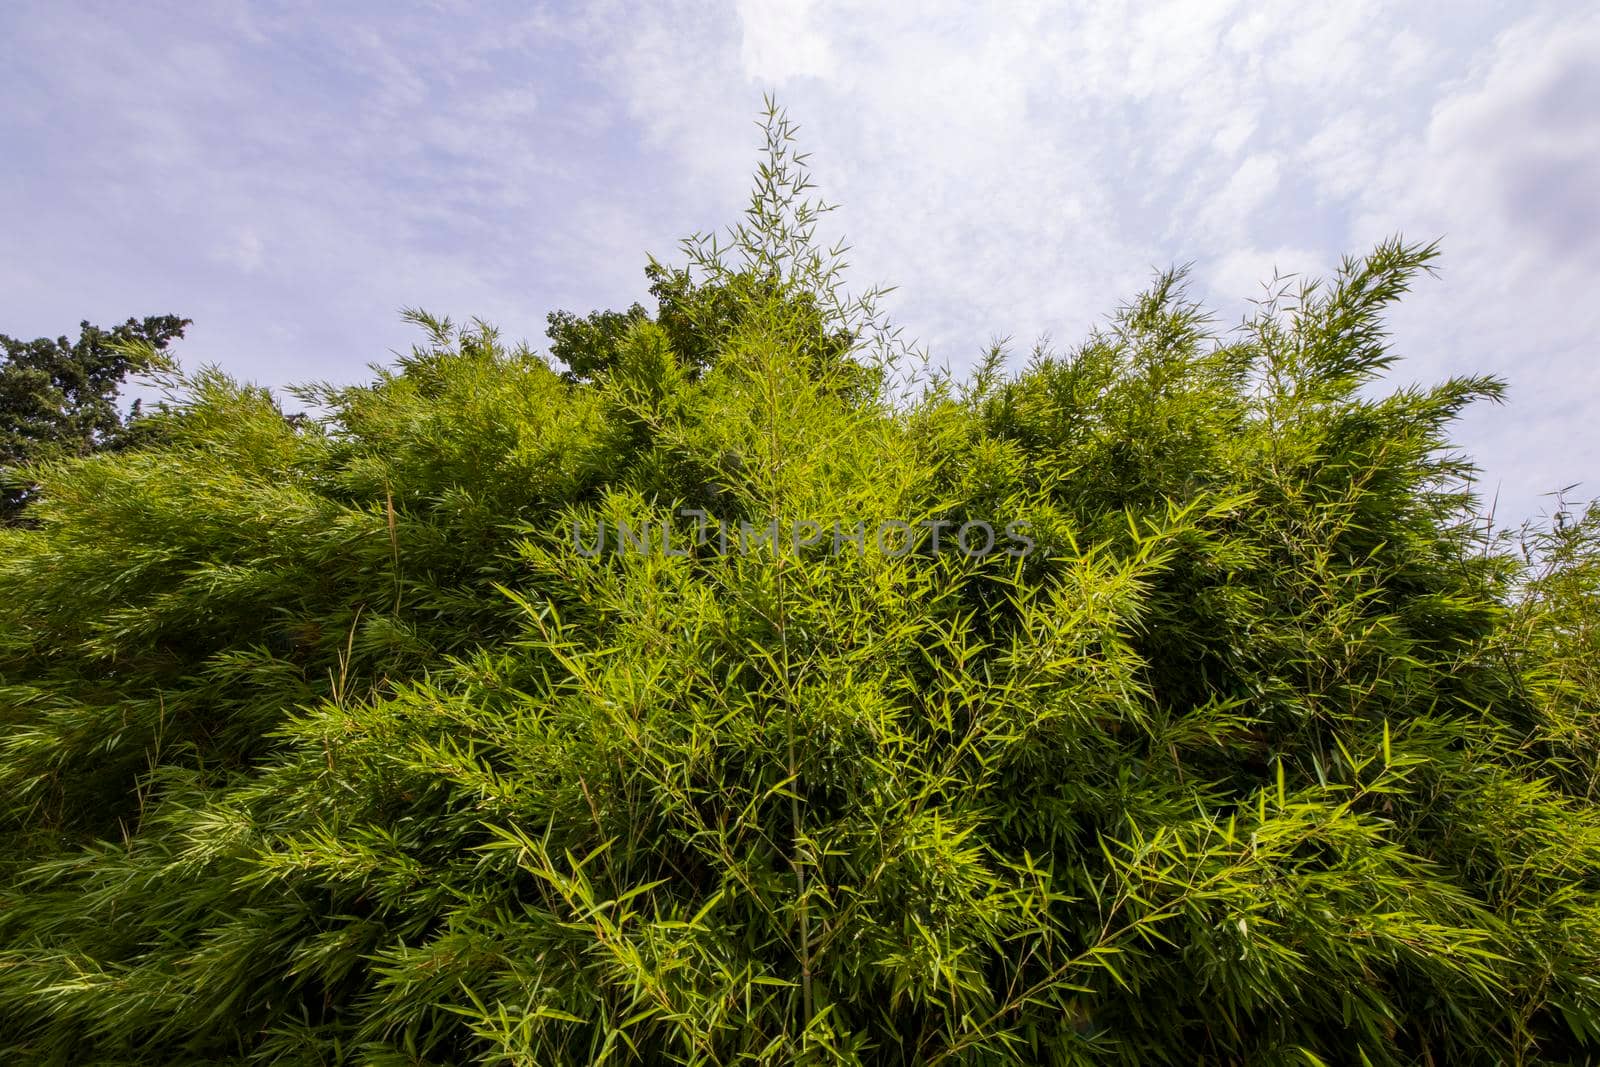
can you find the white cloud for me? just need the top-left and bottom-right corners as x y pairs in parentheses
(737, 0), (835, 82)
(1199, 154), (1282, 238)
(1206, 245), (1324, 310)
(218, 229), (265, 274)
(1323, 8), (1600, 518)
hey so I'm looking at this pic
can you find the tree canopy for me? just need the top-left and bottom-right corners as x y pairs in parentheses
(1, 106), (1598, 1065)
(0, 314), (189, 520)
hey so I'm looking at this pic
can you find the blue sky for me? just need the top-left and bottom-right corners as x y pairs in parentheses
(3, 1), (1595, 523)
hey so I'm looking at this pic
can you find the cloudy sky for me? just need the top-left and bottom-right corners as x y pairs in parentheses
(3, 0), (1595, 523)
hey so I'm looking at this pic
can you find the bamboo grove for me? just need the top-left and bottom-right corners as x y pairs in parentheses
(2, 106), (1598, 1065)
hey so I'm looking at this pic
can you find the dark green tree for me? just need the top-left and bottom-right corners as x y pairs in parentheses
(546, 291), (651, 382)
(549, 261), (857, 385)
(0, 314), (189, 520)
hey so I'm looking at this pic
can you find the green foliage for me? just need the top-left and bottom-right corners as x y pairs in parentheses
(2, 105), (1599, 1065)
(546, 262), (747, 382)
(0, 314), (190, 521)
(548, 260), (857, 390)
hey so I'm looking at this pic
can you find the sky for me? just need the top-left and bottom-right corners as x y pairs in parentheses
(3, 0), (1596, 524)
